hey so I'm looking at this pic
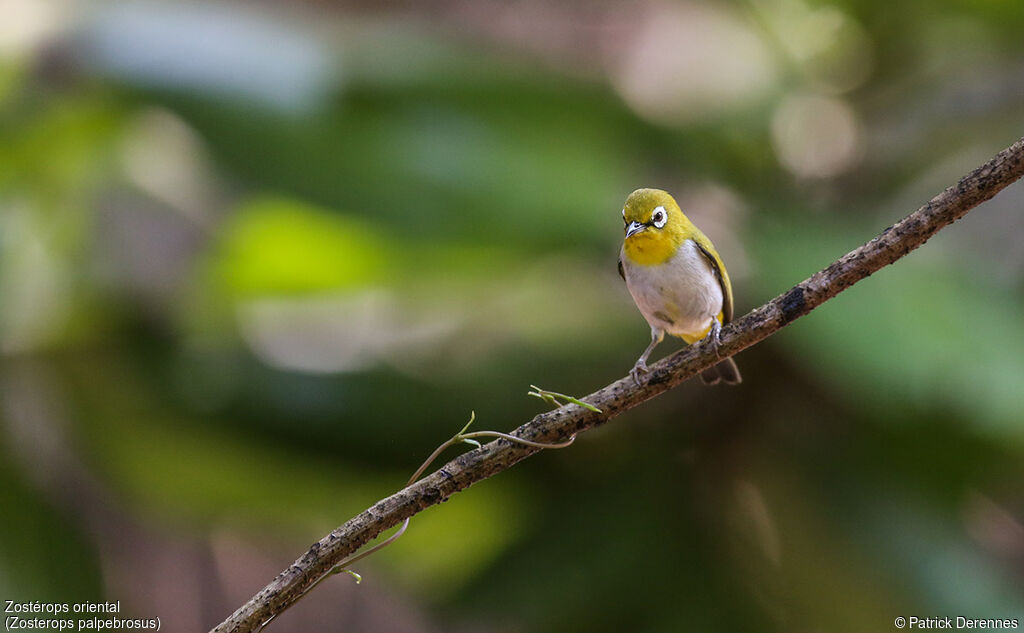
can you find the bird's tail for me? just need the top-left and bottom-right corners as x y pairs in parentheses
(700, 357), (742, 386)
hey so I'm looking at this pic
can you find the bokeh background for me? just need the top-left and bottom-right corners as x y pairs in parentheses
(2, 1), (1024, 631)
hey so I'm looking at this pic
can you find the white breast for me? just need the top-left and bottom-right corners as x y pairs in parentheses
(622, 239), (723, 338)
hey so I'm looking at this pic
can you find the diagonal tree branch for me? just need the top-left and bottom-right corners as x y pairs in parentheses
(211, 135), (1024, 633)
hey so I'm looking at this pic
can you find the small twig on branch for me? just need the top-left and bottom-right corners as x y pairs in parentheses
(211, 136), (1024, 633)
(253, 410), (576, 632)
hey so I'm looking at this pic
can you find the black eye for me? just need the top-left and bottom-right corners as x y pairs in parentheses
(651, 206), (667, 228)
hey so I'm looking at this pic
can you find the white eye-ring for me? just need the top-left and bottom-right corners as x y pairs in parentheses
(651, 206), (667, 228)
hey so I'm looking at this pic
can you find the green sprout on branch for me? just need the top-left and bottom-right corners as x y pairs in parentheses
(342, 570), (362, 584)
(528, 384), (602, 413)
(257, 404), (578, 633)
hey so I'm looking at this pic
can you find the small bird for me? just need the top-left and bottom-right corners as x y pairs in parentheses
(618, 188), (741, 386)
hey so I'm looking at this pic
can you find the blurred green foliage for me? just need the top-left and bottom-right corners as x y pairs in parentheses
(1, 2), (1023, 632)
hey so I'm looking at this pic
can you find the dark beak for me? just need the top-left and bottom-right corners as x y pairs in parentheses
(625, 221), (646, 238)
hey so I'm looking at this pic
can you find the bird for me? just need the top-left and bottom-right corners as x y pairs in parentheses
(618, 188), (741, 386)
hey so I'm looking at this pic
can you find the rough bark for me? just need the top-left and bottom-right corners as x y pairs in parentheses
(211, 135), (1024, 633)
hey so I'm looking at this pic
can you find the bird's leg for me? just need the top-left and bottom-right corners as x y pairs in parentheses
(703, 316), (722, 359)
(631, 328), (664, 385)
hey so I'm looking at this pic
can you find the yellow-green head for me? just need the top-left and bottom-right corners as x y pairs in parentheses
(622, 188), (693, 266)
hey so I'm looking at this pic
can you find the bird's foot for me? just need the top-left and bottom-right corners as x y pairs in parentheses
(630, 360), (649, 386)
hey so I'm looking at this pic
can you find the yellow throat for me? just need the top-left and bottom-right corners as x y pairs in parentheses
(622, 188), (688, 266)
